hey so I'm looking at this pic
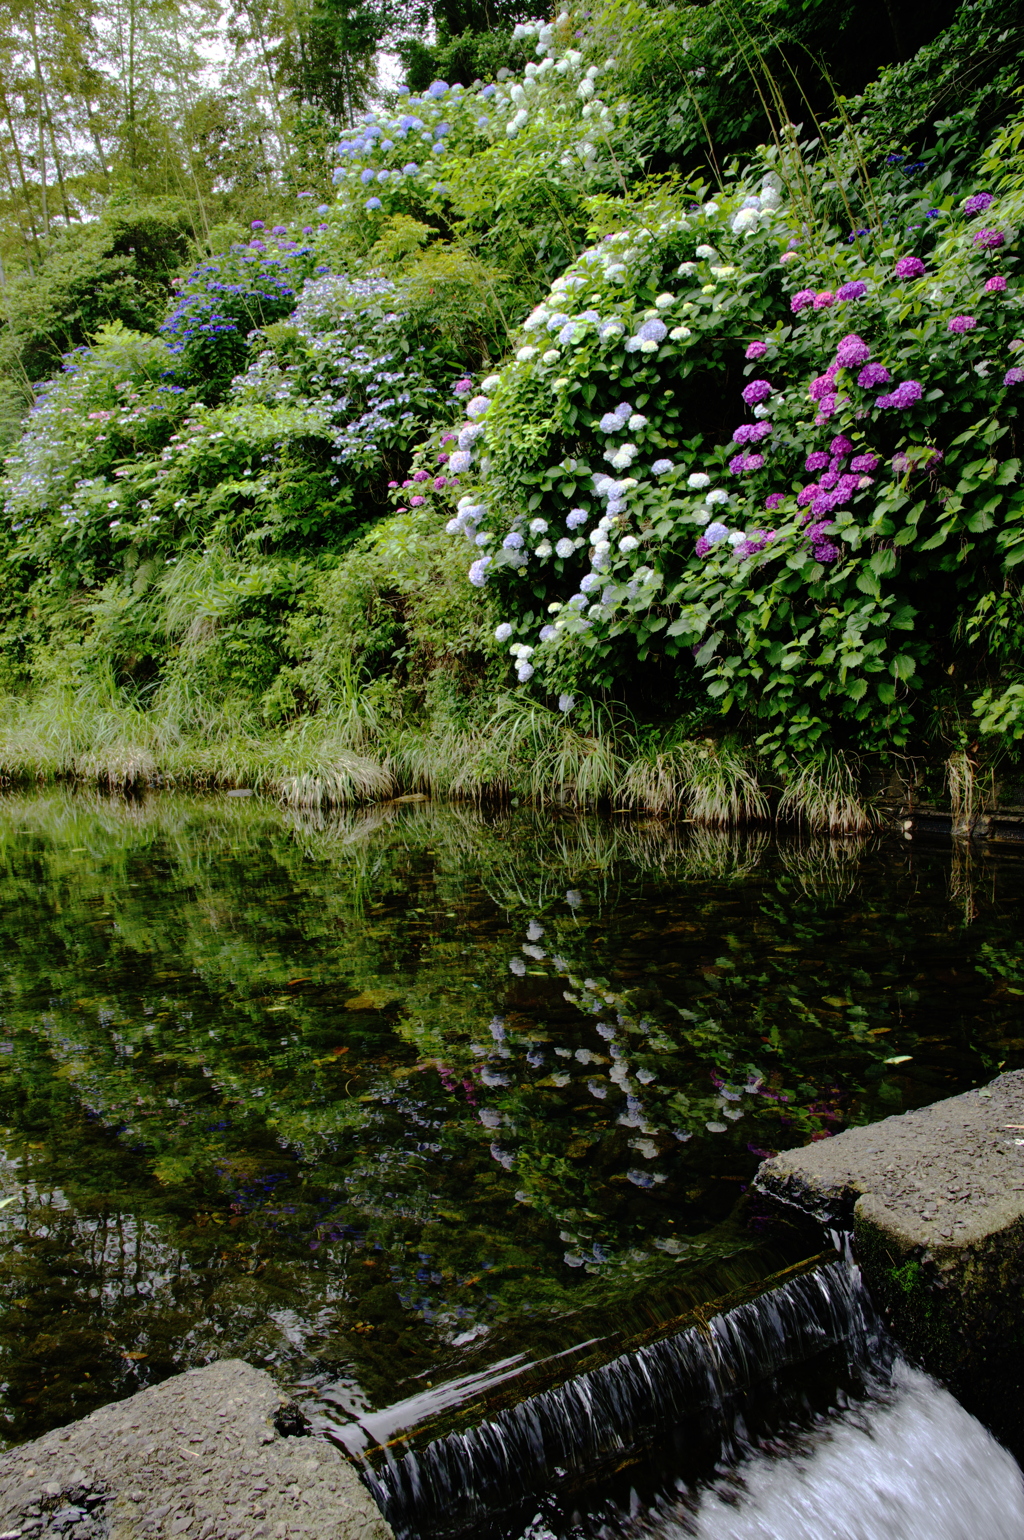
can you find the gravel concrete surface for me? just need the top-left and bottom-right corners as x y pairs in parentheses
(756, 1068), (1024, 1249)
(0, 1360), (393, 1540)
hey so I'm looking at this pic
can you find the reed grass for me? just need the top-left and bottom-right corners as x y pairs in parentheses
(0, 683), (894, 832)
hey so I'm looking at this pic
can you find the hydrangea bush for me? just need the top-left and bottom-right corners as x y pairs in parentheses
(436, 159), (1023, 756)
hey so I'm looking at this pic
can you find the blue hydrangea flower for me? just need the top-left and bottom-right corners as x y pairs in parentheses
(580, 573), (600, 592)
(495, 622), (513, 642)
(598, 411), (622, 432)
(403, 162), (419, 175)
(365, 197), (382, 210)
(503, 531), (524, 550)
(566, 508), (588, 529)
(636, 318), (668, 343)
(360, 168), (375, 185)
(705, 522), (729, 544)
(652, 459), (674, 475)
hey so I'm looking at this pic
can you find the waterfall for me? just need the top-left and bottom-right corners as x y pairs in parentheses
(346, 1254), (882, 1540)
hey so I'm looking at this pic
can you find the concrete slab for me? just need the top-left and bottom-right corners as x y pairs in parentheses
(0, 1359), (392, 1540)
(756, 1069), (1024, 1455)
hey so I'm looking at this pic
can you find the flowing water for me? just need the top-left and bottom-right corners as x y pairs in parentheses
(0, 791), (1022, 1531)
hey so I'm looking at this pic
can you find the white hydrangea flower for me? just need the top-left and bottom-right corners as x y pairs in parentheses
(536, 539), (553, 557)
(480, 374), (500, 392)
(555, 537), (574, 558)
(529, 517), (549, 534)
(694, 508), (711, 526)
(619, 535), (639, 552)
(727, 530), (746, 546)
(517, 346), (538, 362)
(542, 349), (560, 364)
(676, 262), (697, 276)
(627, 413), (647, 431)
(703, 200), (719, 214)
(706, 488), (729, 506)
(687, 471), (711, 489)
(495, 622), (513, 642)
(639, 340), (658, 353)
(695, 244), (716, 260)
(654, 292), (675, 308)
(731, 208), (759, 234)
(669, 326), (691, 340)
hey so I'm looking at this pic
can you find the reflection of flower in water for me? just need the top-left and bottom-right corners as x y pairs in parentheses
(629, 1137), (660, 1159)
(526, 920), (545, 941)
(706, 1120), (727, 1133)
(489, 1143), (515, 1169)
(587, 1079), (607, 1099)
(527, 1048), (545, 1068)
(565, 889), (583, 908)
(508, 957), (526, 976)
(522, 942), (546, 960)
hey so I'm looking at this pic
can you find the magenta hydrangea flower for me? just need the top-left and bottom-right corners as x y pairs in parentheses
(975, 229), (1005, 249)
(813, 291), (835, 309)
(805, 451), (830, 472)
(732, 424), (757, 445)
(412, 469), (429, 482)
(857, 362), (891, 388)
(742, 379), (773, 406)
(695, 536), (712, 557)
(815, 396), (838, 421)
(1003, 368), (1024, 387)
(836, 473), (862, 500)
(454, 378), (473, 394)
(877, 380), (924, 409)
(964, 192), (994, 216)
(819, 470), (840, 491)
(985, 275), (1008, 293)
(797, 483), (820, 506)
(790, 289), (816, 313)
(410, 495), (426, 505)
(948, 315), (977, 333)
(830, 435), (854, 456)
(434, 476), (447, 489)
(850, 453), (880, 473)
(745, 341), (768, 359)
(765, 493), (785, 510)
(809, 373), (836, 401)
(745, 453), (765, 471)
(807, 519), (835, 541)
(835, 334), (871, 368)
(836, 281), (867, 302)
(894, 256), (926, 279)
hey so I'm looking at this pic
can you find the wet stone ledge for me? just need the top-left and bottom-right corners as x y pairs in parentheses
(0, 1360), (393, 1540)
(755, 1068), (1024, 1454)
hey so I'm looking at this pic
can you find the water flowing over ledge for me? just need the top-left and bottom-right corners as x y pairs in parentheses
(351, 1253), (881, 1539)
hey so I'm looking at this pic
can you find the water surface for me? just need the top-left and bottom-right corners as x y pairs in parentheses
(0, 792), (1020, 1453)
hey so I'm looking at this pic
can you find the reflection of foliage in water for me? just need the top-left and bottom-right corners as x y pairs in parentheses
(0, 792), (1019, 1443)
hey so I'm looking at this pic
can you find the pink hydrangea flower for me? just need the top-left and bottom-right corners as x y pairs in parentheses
(813, 291), (835, 309)
(410, 495), (426, 505)
(948, 315), (977, 333)
(745, 341), (768, 359)
(894, 256), (926, 279)
(780, 251), (799, 265)
(1005, 367), (1024, 386)
(790, 289), (816, 312)
(985, 275), (1007, 293)
(974, 229), (1005, 249)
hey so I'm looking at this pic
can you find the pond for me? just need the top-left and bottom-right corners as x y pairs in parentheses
(0, 791), (1020, 1475)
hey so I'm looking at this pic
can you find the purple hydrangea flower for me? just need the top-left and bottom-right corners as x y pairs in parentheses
(815, 396), (838, 421)
(250, 219), (265, 229)
(745, 453), (765, 471)
(797, 483), (820, 506)
(964, 192), (994, 216)
(742, 379), (773, 406)
(790, 289), (816, 313)
(877, 379), (923, 409)
(695, 536), (712, 557)
(830, 435), (854, 456)
(272, 224), (288, 234)
(985, 275), (1008, 293)
(812, 540), (841, 563)
(857, 362), (891, 388)
(468, 556), (491, 586)
(836, 281), (867, 302)
(705, 522), (729, 545)
(947, 315), (977, 333)
(975, 229), (1005, 249)
(894, 256), (926, 279)
(503, 532), (524, 550)
(805, 451), (830, 472)
(737, 530), (773, 557)
(835, 334), (871, 368)
(566, 508), (589, 528)
(728, 454), (747, 475)
(637, 318), (668, 343)
(1004, 368), (1024, 387)
(745, 341), (768, 359)
(809, 368), (839, 400)
(765, 493), (785, 510)
(850, 453), (880, 473)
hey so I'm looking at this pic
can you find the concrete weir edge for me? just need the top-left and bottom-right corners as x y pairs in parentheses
(0, 1358), (394, 1540)
(755, 1068), (1024, 1453)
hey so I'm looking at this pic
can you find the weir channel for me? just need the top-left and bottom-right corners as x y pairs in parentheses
(0, 793), (1021, 1536)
